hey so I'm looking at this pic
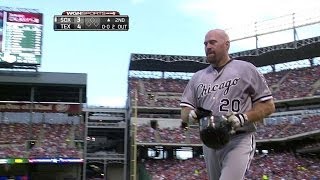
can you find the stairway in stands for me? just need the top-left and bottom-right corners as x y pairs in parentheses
(35, 124), (45, 147)
(271, 70), (291, 93)
(68, 125), (76, 148)
(310, 79), (320, 95)
(184, 130), (191, 144)
(154, 130), (161, 143)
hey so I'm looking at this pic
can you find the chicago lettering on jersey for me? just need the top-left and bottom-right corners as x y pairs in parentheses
(197, 78), (240, 99)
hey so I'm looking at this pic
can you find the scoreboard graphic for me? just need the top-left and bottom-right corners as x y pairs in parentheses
(54, 11), (129, 31)
(0, 9), (43, 65)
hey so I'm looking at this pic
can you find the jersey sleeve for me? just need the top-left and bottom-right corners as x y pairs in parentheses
(180, 73), (198, 109)
(248, 64), (273, 103)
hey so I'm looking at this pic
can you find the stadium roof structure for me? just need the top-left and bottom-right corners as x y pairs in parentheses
(0, 6), (40, 13)
(0, 71), (87, 103)
(128, 35), (320, 73)
(129, 54), (207, 73)
(0, 71), (87, 86)
(231, 36), (320, 67)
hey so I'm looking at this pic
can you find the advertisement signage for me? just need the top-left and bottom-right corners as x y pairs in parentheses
(6, 11), (43, 24)
(0, 102), (81, 113)
(0, 159), (8, 164)
(28, 158), (84, 163)
(0, 158), (83, 164)
(0, 158), (28, 164)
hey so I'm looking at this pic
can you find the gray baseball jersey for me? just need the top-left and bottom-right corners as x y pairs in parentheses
(180, 59), (273, 180)
(180, 59), (272, 132)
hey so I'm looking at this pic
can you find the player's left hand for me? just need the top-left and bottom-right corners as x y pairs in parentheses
(225, 112), (248, 129)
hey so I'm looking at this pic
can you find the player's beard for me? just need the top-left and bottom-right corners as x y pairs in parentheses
(207, 52), (229, 67)
(206, 54), (219, 66)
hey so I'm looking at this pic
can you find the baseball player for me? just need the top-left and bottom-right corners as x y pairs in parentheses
(180, 29), (275, 180)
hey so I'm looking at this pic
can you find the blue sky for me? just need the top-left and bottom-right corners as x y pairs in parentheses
(1, 0), (320, 107)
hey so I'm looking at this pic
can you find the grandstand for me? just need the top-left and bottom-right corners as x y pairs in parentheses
(0, 71), (86, 179)
(0, 6), (89, 180)
(128, 13), (320, 180)
(82, 107), (130, 180)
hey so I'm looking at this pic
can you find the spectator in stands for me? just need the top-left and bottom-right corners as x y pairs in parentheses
(143, 152), (320, 180)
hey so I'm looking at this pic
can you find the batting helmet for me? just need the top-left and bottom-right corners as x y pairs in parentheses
(195, 107), (232, 149)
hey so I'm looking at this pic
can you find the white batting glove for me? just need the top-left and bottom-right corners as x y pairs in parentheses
(181, 110), (198, 130)
(226, 112), (248, 129)
(188, 109), (198, 122)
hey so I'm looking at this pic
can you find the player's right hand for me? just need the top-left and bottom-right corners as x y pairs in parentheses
(189, 109), (198, 122)
(181, 121), (189, 130)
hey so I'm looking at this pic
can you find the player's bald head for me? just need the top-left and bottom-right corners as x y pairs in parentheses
(204, 29), (231, 66)
(205, 29), (230, 43)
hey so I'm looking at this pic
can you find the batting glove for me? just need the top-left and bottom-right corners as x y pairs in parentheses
(226, 112), (248, 129)
(181, 110), (198, 131)
(189, 109), (198, 122)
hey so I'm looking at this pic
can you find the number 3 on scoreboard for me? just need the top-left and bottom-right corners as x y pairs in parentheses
(76, 17), (81, 29)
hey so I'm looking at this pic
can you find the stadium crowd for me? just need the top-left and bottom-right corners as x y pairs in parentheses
(246, 152), (320, 179)
(256, 114), (320, 140)
(1, 65), (320, 178)
(144, 157), (208, 180)
(129, 65), (320, 108)
(136, 114), (320, 144)
(29, 123), (80, 158)
(131, 67), (320, 179)
(0, 112), (83, 159)
(143, 152), (320, 180)
(132, 65), (320, 179)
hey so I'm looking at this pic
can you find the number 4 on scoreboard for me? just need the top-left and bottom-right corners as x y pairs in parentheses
(76, 17), (82, 29)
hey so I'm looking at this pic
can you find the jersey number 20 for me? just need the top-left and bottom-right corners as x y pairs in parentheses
(219, 98), (240, 112)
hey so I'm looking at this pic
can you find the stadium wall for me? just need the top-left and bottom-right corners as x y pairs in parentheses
(0, 164), (28, 177)
(133, 117), (180, 129)
(106, 163), (124, 180)
(29, 164), (81, 180)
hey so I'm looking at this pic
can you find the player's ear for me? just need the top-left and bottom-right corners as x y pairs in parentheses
(226, 41), (230, 51)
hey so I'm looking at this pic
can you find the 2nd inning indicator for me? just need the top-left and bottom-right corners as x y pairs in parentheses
(53, 11), (129, 31)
